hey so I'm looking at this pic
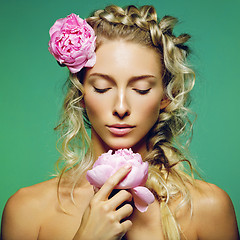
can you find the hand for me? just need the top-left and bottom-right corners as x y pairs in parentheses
(73, 165), (133, 240)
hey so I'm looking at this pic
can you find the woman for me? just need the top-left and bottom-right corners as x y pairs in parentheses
(1, 5), (239, 240)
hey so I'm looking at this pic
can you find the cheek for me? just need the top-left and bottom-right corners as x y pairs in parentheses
(84, 95), (98, 117)
(137, 97), (161, 120)
(146, 105), (160, 124)
(83, 93), (108, 119)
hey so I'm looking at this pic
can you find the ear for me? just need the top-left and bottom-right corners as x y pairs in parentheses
(160, 96), (171, 110)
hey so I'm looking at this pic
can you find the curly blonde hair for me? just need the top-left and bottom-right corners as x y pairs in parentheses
(55, 5), (197, 239)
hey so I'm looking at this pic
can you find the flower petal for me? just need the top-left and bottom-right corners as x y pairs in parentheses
(130, 186), (155, 212)
(85, 53), (96, 67)
(86, 165), (114, 188)
(48, 13), (96, 73)
(49, 17), (66, 36)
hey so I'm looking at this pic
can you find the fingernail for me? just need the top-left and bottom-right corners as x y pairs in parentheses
(93, 186), (100, 193)
(124, 164), (132, 170)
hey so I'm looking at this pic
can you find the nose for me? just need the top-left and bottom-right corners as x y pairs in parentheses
(113, 89), (130, 119)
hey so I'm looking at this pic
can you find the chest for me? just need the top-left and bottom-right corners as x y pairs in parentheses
(37, 204), (197, 240)
(38, 211), (164, 240)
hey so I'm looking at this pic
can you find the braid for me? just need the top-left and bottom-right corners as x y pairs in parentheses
(56, 5), (196, 239)
(96, 5), (157, 28)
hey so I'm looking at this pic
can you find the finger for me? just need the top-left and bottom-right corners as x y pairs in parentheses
(95, 165), (132, 201)
(93, 186), (100, 194)
(108, 190), (132, 210)
(120, 219), (132, 234)
(116, 204), (133, 221)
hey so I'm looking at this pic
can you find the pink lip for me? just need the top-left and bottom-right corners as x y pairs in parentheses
(107, 124), (135, 136)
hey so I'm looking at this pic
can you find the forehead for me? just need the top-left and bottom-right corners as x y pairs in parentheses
(85, 40), (163, 79)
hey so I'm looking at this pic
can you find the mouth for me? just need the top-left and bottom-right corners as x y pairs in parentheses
(107, 124), (135, 136)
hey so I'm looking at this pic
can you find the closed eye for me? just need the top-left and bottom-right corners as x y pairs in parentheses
(133, 88), (151, 95)
(93, 87), (111, 93)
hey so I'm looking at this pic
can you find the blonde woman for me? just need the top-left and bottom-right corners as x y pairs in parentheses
(1, 5), (239, 240)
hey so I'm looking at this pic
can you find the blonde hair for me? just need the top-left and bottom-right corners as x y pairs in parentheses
(55, 5), (197, 239)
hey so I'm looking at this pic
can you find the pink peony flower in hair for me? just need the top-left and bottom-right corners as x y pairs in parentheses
(48, 13), (96, 73)
(86, 149), (155, 212)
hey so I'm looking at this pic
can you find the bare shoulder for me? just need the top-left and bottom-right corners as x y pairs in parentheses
(191, 180), (235, 210)
(1, 178), (58, 240)
(190, 180), (239, 240)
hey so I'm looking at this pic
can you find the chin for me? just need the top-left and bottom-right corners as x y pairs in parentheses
(107, 138), (147, 153)
(109, 144), (134, 150)
(104, 141), (134, 151)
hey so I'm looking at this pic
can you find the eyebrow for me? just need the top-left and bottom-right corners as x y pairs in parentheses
(88, 73), (157, 83)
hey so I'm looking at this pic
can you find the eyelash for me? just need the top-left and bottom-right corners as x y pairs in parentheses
(93, 87), (111, 93)
(133, 88), (151, 95)
(93, 87), (151, 95)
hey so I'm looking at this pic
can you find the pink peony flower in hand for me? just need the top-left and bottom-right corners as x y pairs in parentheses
(48, 13), (96, 73)
(86, 149), (155, 212)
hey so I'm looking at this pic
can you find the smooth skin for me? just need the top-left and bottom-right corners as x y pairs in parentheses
(82, 40), (169, 157)
(73, 165), (134, 240)
(1, 40), (239, 240)
(1, 168), (239, 240)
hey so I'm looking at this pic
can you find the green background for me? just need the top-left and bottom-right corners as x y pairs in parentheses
(1, 0), (239, 229)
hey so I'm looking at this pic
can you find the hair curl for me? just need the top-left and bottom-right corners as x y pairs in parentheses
(55, 5), (197, 239)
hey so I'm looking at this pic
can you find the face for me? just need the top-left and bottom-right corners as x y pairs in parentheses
(82, 40), (169, 157)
